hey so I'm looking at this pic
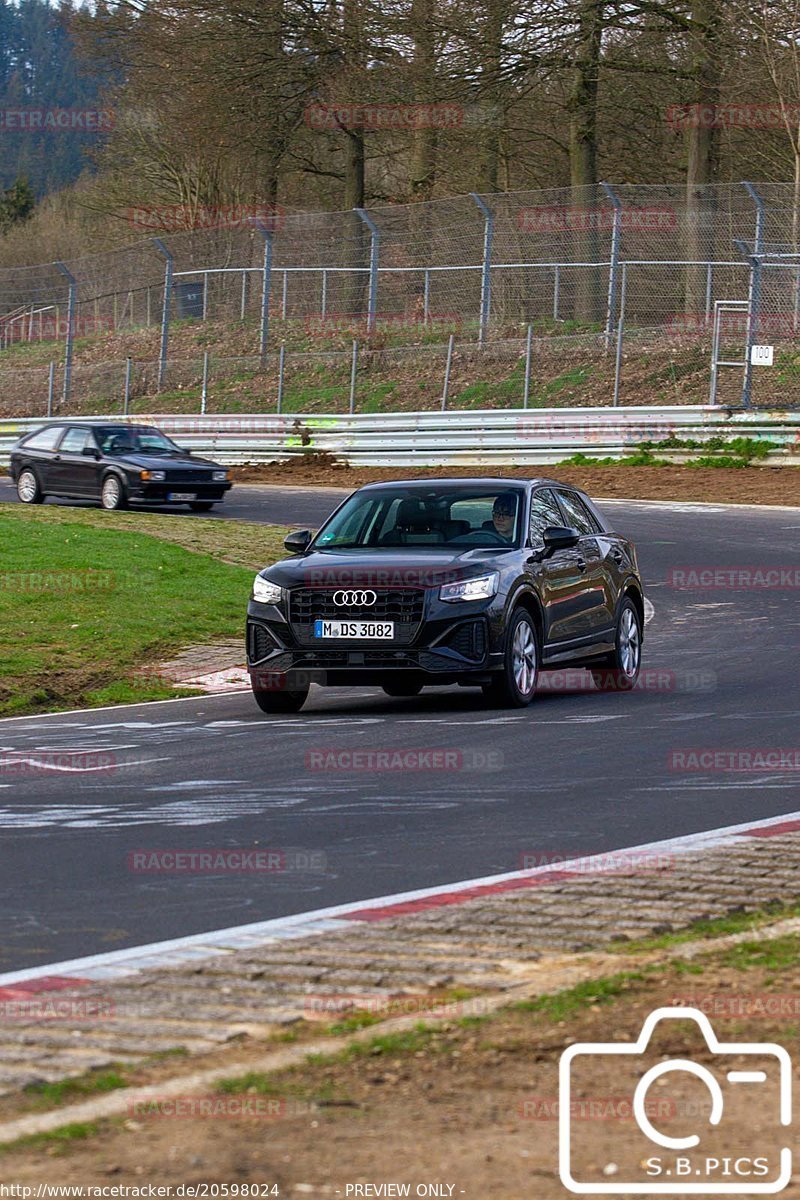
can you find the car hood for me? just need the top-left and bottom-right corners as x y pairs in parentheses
(116, 453), (222, 470)
(264, 546), (516, 588)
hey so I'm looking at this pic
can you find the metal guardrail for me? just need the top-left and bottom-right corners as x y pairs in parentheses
(1, 407), (799, 469)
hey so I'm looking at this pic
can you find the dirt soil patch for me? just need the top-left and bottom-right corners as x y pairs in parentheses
(3, 940), (798, 1196)
(232, 459), (800, 507)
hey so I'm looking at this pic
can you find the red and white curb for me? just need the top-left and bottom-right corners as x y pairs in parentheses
(1, 808), (799, 995)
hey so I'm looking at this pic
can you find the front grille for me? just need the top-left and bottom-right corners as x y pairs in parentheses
(247, 622), (277, 662)
(288, 588), (425, 646)
(165, 469), (213, 483)
(294, 650), (419, 669)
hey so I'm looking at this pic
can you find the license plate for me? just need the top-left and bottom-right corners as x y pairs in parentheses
(314, 619), (394, 639)
(168, 492), (197, 501)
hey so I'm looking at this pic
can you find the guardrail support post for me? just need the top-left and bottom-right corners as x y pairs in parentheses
(152, 238), (174, 390)
(254, 221), (274, 362)
(741, 181), (765, 409)
(470, 194), (494, 346)
(354, 209), (380, 333)
(600, 182), (623, 351)
(54, 261), (77, 405)
(523, 325), (533, 408)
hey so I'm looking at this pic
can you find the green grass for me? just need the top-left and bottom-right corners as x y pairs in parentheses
(23, 1070), (128, 1107)
(0, 507), (288, 716)
(719, 934), (800, 973)
(0, 1122), (100, 1156)
(606, 901), (797, 955)
(512, 971), (649, 1021)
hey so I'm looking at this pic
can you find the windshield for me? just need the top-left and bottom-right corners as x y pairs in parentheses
(94, 426), (184, 456)
(313, 487), (524, 550)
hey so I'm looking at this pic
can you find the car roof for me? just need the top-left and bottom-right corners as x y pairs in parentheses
(354, 477), (573, 491)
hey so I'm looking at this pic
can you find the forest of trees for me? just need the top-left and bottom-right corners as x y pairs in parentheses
(2, 0), (800, 262)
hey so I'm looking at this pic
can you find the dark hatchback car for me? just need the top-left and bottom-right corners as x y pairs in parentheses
(9, 422), (233, 511)
(246, 478), (645, 712)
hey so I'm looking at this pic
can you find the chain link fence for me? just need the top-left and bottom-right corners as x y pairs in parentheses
(3, 181), (800, 411)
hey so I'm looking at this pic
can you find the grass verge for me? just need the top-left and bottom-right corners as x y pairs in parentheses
(0, 506), (288, 716)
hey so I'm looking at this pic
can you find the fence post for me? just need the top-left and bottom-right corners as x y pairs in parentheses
(553, 265), (560, 321)
(523, 324), (533, 409)
(349, 339), (359, 413)
(441, 333), (455, 409)
(354, 209), (380, 333)
(321, 270), (328, 319)
(423, 269), (431, 326)
(741, 182), (765, 409)
(47, 360), (55, 417)
(240, 270), (248, 320)
(277, 343), (285, 413)
(705, 263), (713, 323)
(54, 262), (77, 405)
(613, 262), (628, 408)
(146, 285), (152, 328)
(600, 181), (622, 351)
(152, 238), (174, 390)
(202, 272), (209, 321)
(281, 270), (288, 320)
(470, 194), (494, 346)
(123, 356), (132, 415)
(201, 350), (209, 413)
(255, 221), (274, 362)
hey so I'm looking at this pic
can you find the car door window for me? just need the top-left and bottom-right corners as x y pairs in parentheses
(529, 488), (565, 549)
(59, 428), (91, 454)
(22, 426), (65, 451)
(556, 490), (600, 535)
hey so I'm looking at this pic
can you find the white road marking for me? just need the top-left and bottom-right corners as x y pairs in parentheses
(3, 806), (800, 989)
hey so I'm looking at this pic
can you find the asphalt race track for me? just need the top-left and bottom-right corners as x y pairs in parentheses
(1, 478), (799, 972)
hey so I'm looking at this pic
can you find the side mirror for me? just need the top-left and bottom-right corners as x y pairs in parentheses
(82, 446), (101, 459)
(542, 526), (580, 555)
(284, 529), (313, 554)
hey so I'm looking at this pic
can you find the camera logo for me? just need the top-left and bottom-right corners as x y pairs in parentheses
(559, 1006), (792, 1194)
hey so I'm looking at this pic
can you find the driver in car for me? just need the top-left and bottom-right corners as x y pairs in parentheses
(488, 492), (518, 542)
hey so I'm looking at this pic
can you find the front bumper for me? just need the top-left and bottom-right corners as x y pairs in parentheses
(130, 481), (232, 504)
(246, 592), (504, 687)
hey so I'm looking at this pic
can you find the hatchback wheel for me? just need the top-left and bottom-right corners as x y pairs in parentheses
(101, 475), (127, 511)
(252, 684), (309, 713)
(482, 607), (538, 708)
(591, 598), (642, 691)
(17, 468), (44, 504)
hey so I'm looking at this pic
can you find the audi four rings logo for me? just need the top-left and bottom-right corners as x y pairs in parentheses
(332, 589), (377, 606)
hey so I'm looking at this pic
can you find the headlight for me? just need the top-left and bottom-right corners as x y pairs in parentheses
(140, 470), (166, 481)
(212, 471), (229, 481)
(252, 574), (284, 604)
(439, 572), (499, 603)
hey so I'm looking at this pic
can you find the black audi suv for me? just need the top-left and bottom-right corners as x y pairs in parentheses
(9, 422), (233, 511)
(246, 478), (645, 712)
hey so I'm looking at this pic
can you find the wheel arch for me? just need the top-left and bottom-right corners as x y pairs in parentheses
(621, 582), (645, 639)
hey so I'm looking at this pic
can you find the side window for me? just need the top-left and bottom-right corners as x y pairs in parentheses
(529, 488), (564, 548)
(60, 428), (90, 454)
(22, 425), (65, 451)
(556, 490), (600, 536)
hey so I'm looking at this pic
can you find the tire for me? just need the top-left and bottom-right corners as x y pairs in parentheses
(189, 502), (215, 512)
(101, 474), (128, 511)
(481, 607), (539, 708)
(382, 682), (423, 698)
(252, 685), (309, 713)
(591, 598), (642, 692)
(17, 468), (44, 504)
